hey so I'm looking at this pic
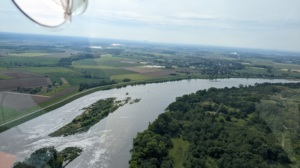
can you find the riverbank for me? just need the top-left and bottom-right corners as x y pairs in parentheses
(0, 76), (298, 132)
(129, 82), (300, 167)
(0, 78), (297, 168)
(0, 76), (190, 132)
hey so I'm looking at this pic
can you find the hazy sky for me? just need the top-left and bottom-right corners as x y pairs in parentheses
(1, 0), (300, 52)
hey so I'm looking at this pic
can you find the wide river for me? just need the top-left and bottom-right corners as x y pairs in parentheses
(0, 78), (295, 168)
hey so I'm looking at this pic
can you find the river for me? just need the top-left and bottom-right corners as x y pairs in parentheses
(0, 78), (295, 168)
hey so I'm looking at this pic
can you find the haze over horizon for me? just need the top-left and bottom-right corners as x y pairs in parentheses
(1, 0), (300, 52)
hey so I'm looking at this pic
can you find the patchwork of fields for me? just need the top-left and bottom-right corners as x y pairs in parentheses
(0, 53), (173, 125)
(1, 35), (300, 131)
(0, 92), (49, 124)
(0, 70), (51, 91)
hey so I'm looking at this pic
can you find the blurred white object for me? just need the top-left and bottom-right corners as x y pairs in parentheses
(12, 0), (88, 27)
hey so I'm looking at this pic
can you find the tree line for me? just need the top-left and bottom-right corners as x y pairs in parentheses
(58, 53), (99, 66)
(78, 80), (116, 91)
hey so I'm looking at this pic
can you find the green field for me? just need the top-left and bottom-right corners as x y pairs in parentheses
(43, 84), (71, 96)
(0, 67), (7, 71)
(65, 77), (110, 85)
(169, 138), (189, 168)
(245, 58), (300, 71)
(236, 65), (300, 78)
(76, 68), (136, 78)
(72, 64), (119, 69)
(75, 57), (140, 67)
(1, 56), (59, 65)
(73, 60), (142, 83)
(8, 52), (50, 57)
(18, 67), (74, 73)
(17, 67), (80, 84)
(245, 57), (274, 64)
(237, 66), (269, 74)
(274, 63), (300, 71)
(0, 74), (11, 80)
(111, 74), (151, 81)
(0, 107), (23, 124)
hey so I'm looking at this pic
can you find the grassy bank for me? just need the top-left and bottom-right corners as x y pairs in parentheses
(0, 75), (191, 132)
(0, 75), (297, 133)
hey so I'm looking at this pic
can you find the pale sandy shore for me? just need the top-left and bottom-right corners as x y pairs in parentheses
(0, 152), (17, 168)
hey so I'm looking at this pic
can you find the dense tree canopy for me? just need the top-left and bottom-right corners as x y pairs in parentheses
(13, 147), (82, 168)
(130, 82), (300, 167)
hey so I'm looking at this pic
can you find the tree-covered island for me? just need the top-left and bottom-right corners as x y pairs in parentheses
(13, 146), (82, 168)
(49, 97), (140, 137)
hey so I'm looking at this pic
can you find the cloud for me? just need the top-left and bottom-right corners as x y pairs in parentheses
(1, 0), (300, 51)
(82, 0), (300, 31)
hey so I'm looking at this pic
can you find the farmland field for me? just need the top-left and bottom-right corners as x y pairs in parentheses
(0, 56), (59, 65)
(0, 92), (50, 125)
(17, 67), (79, 84)
(75, 57), (140, 67)
(244, 58), (300, 71)
(111, 74), (151, 81)
(76, 68), (136, 78)
(1, 32), (300, 133)
(143, 69), (180, 78)
(43, 84), (70, 96)
(274, 63), (300, 71)
(60, 77), (69, 85)
(0, 78), (51, 91)
(0, 92), (49, 111)
(8, 52), (49, 57)
(0, 107), (21, 126)
(0, 67), (7, 71)
(72, 64), (119, 69)
(123, 67), (164, 73)
(0, 75), (10, 80)
(17, 67), (74, 74)
(2, 70), (45, 78)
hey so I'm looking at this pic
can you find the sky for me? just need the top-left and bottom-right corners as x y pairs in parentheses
(1, 0), (300, 52)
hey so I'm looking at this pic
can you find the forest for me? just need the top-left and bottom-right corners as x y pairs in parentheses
(129, 82), (300, 168)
